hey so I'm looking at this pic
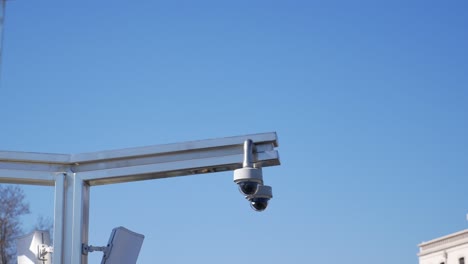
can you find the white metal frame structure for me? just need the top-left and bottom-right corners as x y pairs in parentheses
(0, 132), (280, 264)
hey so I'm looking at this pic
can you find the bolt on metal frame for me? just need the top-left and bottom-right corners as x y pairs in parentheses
(0, 132), (280, 264)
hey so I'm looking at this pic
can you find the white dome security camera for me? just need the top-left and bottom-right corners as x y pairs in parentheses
(234, 139), (273, 211)
(247, 185), (273, 212)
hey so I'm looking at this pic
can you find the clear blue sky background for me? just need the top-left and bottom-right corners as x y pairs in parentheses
(1, 0), (467, 263)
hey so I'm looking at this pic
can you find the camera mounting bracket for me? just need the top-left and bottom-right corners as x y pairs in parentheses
(82, 243), (111, 258)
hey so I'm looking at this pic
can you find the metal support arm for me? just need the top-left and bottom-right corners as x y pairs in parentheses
(82, 244), (109, 255)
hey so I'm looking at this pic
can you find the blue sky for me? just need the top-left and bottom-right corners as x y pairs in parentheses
(1, 0), (468, 263)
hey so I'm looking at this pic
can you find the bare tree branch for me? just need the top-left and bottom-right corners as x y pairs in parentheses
(0, 185), (30, 264)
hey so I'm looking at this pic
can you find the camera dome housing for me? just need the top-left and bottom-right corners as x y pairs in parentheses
(233, 167), (263, 196)
(250, 197), (269, 211)
(238, 181), (259, 195)
(247, 185), (273, 212)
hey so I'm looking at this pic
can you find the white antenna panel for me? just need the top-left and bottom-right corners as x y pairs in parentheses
(16, 230), (52, 264)
(101, 226), (145, 264)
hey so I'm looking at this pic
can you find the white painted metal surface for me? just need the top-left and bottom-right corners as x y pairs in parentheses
(16, 230), (52, 264)
(0, 132), (281, 264)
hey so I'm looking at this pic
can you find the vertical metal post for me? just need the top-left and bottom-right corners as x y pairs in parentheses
(243, 139), (254, 168)
(79, 178), (90, 264)
(72, 174), (89, 264)
(53, 174), (66, 264)
(57, 173), (90, 264)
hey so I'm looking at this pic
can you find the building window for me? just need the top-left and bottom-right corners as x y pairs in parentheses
(460, 257), (465, 264)
(440, 262), (445, 264)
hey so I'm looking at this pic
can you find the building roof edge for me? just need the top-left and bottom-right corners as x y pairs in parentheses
(419, 229), (468, 248)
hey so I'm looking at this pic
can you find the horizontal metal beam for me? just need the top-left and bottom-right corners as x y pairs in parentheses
(69, 132), (278, 163)
(0, 169), (56, 186)
(0, 132), (280, 186)
(0, 151), (71, 164)
(79, 150), (279, 186)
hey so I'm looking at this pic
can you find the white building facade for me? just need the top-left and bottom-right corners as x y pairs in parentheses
(419, 230), (468, 264)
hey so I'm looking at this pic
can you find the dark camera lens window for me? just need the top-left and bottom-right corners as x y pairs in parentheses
(460, 258), (465, 264)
